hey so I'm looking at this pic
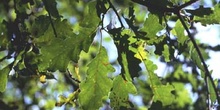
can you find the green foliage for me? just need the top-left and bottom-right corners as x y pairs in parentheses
(187, 4), (220, 25)
(0, 68), (9, 92)
(144, 59), (175, 106)
(0, 0), (220, 109)
(172, 20), (188, 45)
(43, 0), (60, 18)
(79, 47), (114, 110)
(35, 1), (99, 72)
(35, 19), (77, 71)
(162, 45), (170, 62)
(171, 82), (192, 108)
(110, 75), (137, 109)
(141, 14), (164, 40)
(31, 16), (50, 38)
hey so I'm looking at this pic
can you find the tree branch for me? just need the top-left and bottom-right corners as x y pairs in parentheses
(178, 0), (199, 10)
(177, 12), (220, 105)
(131, 0), (175, 13)
(131, 0), (220, 106)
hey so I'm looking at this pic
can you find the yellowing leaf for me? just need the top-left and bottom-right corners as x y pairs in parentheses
(134, 44), (147, 61)
(39, 75), (46, 84)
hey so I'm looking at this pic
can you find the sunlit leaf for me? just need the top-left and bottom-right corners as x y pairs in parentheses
(141, 14), (164, 39)
(173, 20), (188, 45)
(0, 58), (14, 70)
(116, 29), (142, 79)
(110, 75), (137, 109)
(144, 59), (175, 106)
(190, 47), (205, 72)
(79, 47), (114, 110)
(56, 90), (79, 107)
(0, 50), (8, 60)
(39, 75), (46, 83)
(0, 67), (9, 92)
(208, 78), (217, 103)
(134, 43), (147, 61)
(172, 82), (192, 108)
(162, 45), (170, 62)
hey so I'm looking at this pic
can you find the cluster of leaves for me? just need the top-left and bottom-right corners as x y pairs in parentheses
(0, 0), (220, 109)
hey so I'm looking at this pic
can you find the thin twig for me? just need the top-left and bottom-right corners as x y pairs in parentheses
(107, 0), (124, 28)
(48, 12), (58, 37)
(131, 0), (175, 13)
(131, 0), (220, 106)
(178, 0), (199, 10)
(43, 0), (58, 37)
(177, 12), (220, 104)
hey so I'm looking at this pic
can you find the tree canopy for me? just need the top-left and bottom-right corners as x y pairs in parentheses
(0, 0), (220, 109)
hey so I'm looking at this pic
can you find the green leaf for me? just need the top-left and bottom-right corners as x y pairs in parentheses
(0, 67), (9, 92)
(43, 0), (60, 18)
(79, 47), (114, 110)
(188, 43), (209, 72)
(79, 1), (100, 29)
(172, 82), (192, 108)
(0, 50), (7, 60)
(189, 4), (220, 25)
(35, 19), (73, 43)
(31, 16), (50, 38)
(208, 78), (217, 103)
(162, 45), (170, 62)
(36, 1), (100, 72)
(110, 75), (137, 109)
(0, 21), (8, 48)
(121, 53), (133, 81)
(144, 59), (175, 106)
(37, 35), (82, 71)
(141, 14), (164, 39)
(0, 58), (14, 70)
(134, 42), (148, 61)
(35, 19), (76, 71)
(173, 20), (188, 45)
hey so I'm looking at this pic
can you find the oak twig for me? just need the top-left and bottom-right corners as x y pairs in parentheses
(177, 12), (220, 105)
(43, 0), (58, 38)
(131, 0), (220, 106)
(107, 0), (124, 28)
